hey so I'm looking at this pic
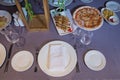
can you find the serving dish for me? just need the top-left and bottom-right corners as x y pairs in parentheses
(73, 6), (103, 31)
(50, 9), (73, 36)
(0, 10), (12, 30)
(101, 8), (119, 25)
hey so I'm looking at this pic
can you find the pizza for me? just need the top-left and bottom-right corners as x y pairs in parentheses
(73, 6), (103, 31)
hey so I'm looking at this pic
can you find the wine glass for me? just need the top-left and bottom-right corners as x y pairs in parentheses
(71, 27), (81, 47)
(0, 25), (25, 47)
(80, 30), (93, 45)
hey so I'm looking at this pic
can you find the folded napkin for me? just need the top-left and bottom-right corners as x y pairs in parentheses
(12, 8), (27, 27)
(47, 44), (68, 72)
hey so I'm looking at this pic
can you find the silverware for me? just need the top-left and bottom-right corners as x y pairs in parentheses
(73, 37), (80, 72)
(4, 44), (13, 73)
(34, 48), (39, 72)
(74, 46), (80, 72)
(76, 61), (80, 72)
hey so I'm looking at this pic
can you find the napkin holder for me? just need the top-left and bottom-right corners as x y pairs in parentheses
(15, 0), (50, 31)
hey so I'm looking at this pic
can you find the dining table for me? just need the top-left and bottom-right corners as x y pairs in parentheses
(0, 0), (120, 80)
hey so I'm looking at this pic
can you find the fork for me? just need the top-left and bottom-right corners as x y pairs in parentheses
(34, 48), (39, 72)
(74, 45), (80, 73)
(73, 35), (80, 73)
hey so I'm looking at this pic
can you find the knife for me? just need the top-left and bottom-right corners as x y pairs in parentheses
(4, 44), (13, 73)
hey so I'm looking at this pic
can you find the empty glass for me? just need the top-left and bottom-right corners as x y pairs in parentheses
(71, 27), (81, 48)
(72, 28), (93, 46)
(80, 30), (93, 45)
(0, 25), (25, 47)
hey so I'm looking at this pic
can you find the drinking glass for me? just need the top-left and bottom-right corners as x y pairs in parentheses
(80, 30), (93, 45)
(0, 25), (25, 47)
(71, 28), (81, 47)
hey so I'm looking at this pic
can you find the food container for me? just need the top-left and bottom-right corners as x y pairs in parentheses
(101, 8), (119, 25)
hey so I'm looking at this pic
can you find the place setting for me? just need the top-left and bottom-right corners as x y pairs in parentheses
(0, 10), (26, 73)
(38, 40), (77, 77)
(36, 40), (107, 78)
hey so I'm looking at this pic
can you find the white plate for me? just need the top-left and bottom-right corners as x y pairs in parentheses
(0, 10), (12, 30)
(0, 43), (6, 67)
(101, 8), (119, 25)
(0, 0), (23, 6)
(48, 0), (73, 7)
(38, 40), (77, 77)
(11, 50), (34, 72)
(106, 1), (120, 12)
(84, 50), (106, 71)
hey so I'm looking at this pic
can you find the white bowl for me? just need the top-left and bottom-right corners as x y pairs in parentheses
(106, 1), (120, 12)
(101, 8), (119, 25)
(0, 10), (12, 30)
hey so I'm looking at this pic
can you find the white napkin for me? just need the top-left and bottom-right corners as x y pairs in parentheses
(12, 8), (27, 27)
(13, 12), (24, 27)
(48, 44), (67, 72)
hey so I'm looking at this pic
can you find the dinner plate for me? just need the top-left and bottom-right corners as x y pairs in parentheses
(0, 0), (23, 6)
(11, 50), (34, 72)
(84, 50), (106, 71)
(0, 43), (6, 67)
(38, 40), (77, 77)
(48, 0), (73, 7)
(106, 1), (120, 12)
(0, 10), (12, 30)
